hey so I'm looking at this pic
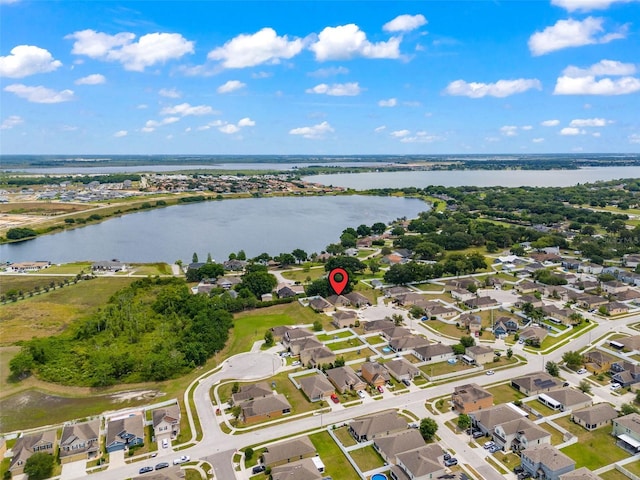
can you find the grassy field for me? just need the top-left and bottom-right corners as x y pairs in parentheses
(487, 383), (526, 404)
(318, 331), (352, 341)
(340, 347), (376, 363)
(129, 263), (172, 275)
(420, 360), (477, 377)
(280, 267), (325, 282)
(0, 202), (90, 215)
(1, 274), (73, 294)
(350, 445), (385, 471)
(539, 422), (565, 445)
(600, 469), (633, 480)
(525, 400), (557, 417)
(32, 262), (92, 274)
(327, 338), (364, 351)
(309, 431), (360, 480)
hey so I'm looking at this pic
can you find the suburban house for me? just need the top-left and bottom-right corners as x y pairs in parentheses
(519, 325), (549, 344)
(623, 254), (640, 269)
(493, 417), (551, 453)
(611, 361), (640, 387)
(298, 374), (335, 402)
(9, 430), (57, 473)
(105, 413), (144, 453)
(385, 286), (413, 298)
(363, 319), (396, 333)
(602, 281), (629, 294)
(537, 388), (592, 412)
(241, 394), (292, 423)
(231, 382), (273, 405)
(360, 362), (391, 388)
(464, 296), (499, 309)
(393, 444), (446, 480)
(308, 296), (333, 312)
(380, 326), (412, 342)
(59, 419), (100, 459)
(288, 336), (322, 356)
(583, 350), (615, 375)
(332, 310), (358, 329)
(541, 305), (574, 325)
(270, 458), (323, 480)
(516, 295), (543, 309)
(269, 326), (291, 343)
(413, 343), (454, 364)
(395, 292), (428, 306)
(577, 295), (608, 310)
(493, 317), (519, 337)
(425, 304), (458, 320)
(465, 345), (494, 365)
(451, 288), (475, 302)
(571, 403), (618, 431)
(152, 403), (181, 440)
(604, 302), (629, 316)
(515, 281), (541, 294)
(349, 411), (407, 442)
(276, 284), (305, 298)
(614, 289), (640, 302)
(326, 366), (366, 393)
(299, 346), (336, 368)
(373, 429), (425, 464)
(389, 335), (430, 353)
(469, 404), (528, 436)
(325, 294), (351, 307)
(451, 383), (493, 414)
(612, 412), (640, 453)
(615, 335), (640, 352)
(216, 276), (242, 289)
(7, 261), (51, 272)
(559, 467), (603, 480)
(512, 372), (563, 396)
(459, 313), (482, 334)
(383, 358), (420, 383)
(262, 437), (316, 467)
(91, 260), (127, 272)
(520, 444), (575, 480)
(223, 259), (247, 271)
(344, 291), (371, 307)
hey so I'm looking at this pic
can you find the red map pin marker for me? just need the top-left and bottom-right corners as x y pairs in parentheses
(328, 268), (349, 295)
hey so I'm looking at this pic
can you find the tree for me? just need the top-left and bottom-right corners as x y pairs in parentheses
(457, 414), (471, 431)
(264, 330), (274, 347)
(371, 222), (386, 234)
(334, 356), (346, 368)
(562, 351), (583, 371)
(292, 248), (308, 264)
(578, 380), (592, 394)
(313, 320), (323, 332)
(486, 241), (499, 253)
(232, 382), (240, 394)
(419, 418), (438, 442)
(9, 350), (34, 380)
(409, 305), (425, 319)
(240, 271), (277, 298)
(206, 252), (213, 263)
(357, 224), (371, 237)
(276, 253), (296, 267)
(545, 361), (559, 377)
(192, 252), (199, 263)
(460, 336), (475, 348)
(6, 227), (38, 240)
(621, 403), (640, 416)
(245, 447), (254, 462)
(23, 452), (54, 480)
(392, 314), (404, 326)
(506, 348), (513, 359)
(237, 250), (247, 261)
(368, 258), (380, 274)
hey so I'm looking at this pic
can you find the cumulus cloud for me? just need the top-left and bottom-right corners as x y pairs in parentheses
(237, 117), (255, 127)
(500, 125), (518, 136)
(569, 118), (610, 127)
(563, 59), (636, 77)
(219, 124), (240, 134)
(554, 75), (640, 95)
(0, 45), (62, 78)
(308, 66), (349, 77)
(390, 129), (411, 138)
(551, 0), (638, 11)
(399, 131), (443, 143)
(541, 119), (560, 126)
(310, 24), (401, 61)
(532, 138), (545, 143)
(160, 103), (216, 116)
(75, 73), (106, 85)
(444, 78), (541, 98)
(159, 88), (181, 98)
(289, 121), (334, 139)
(383, 14), (427, 32)
(217, 80), (246, 94)
(528, 17), (627, 56)
(66, 29), (194, 71)
(208, 28), (303, 68)
(305, 82), (361, 96)
(114, 130), (128, 137)
(378, 98), (397, 107)
(560, 127), (586, 135)
(0, 115), (23, 129)
(4, 84), (74, 103)
(142, 116), (180, 132)
(521, 125), (533, 131)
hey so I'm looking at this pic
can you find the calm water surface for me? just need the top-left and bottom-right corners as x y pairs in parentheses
(1, 196), (427, 263)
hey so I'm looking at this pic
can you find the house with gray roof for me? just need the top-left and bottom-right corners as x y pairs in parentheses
(271, 458), (323, 480)
(262, 437), (316, 467)
(538, 388), (592, 412)
(152, 403), (180, 440)
(241, 394), (291, 424)
(326, 366), (366, 393)
(521, 444), (575, 480)
(231, 382), (273, 405)
(349, 410), (407, 442)
(344, 291), (371, 307)
(512, 372), (563, 396)
(611, 361), (640, 387)
(308, 296), (333, 312)
(283, 328), (315, 347)
(373, 429), (425, 464)
(616, 335), (640, 352)
(106, 413), (144, 453)
(451, 383), (493, 414)
(332, 310), (357, 329)
(469, 404), (528, 436)
(389, 335), (430, 353)
(465, 344), (494, 365)
(394, 444), (446, 480)
(612, 412), (640, 453)
(289, 336), (322, 356)
(60, 419), (100, 459)
(413, 343), (454, 364)
(298, 374), (335, 402)
(493, 417), (551, 453)
(571, 403), (618, 431)
(384, 358), (420, 382)
(519, 325), (549, 344)
(9, 429), (57, 473)
(363, 319), (395, 333)
(361, 361), (391, 388)
(299, 346), (336, 368)
(559, 467), (603, 480)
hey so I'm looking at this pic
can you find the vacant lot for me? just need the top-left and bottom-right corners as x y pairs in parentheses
(0, 202), (90, 215)
(309, 431), (359, 480)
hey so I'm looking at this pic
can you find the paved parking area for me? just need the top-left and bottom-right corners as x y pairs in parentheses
(60, 459), (86, 480)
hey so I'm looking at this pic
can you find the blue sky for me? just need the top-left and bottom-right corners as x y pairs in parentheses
(1, 0), (639, 155)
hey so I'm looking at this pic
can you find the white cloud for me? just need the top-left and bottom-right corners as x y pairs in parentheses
(528, 17), (627, 56)
(308, 66), (349, 77)
(137, 104), (148, 109)
(500, 125), (518, 137)
(219, 124), (240, 134)
(75, 73), (106, 85)
(551, 0), (638, 11)
(378, 98), (397, 107)
(563, 59), (636, 77)
(289, 121), (334, 139)
(554, 75), (640, 95)
(383, 14), (427, 32)
(444, 78), (541, 98)
(374, 125), (386, 133)
(4, 84), (74, 103)
(160, 103), (216, 116)
(66, 29), (194, 71)
(0, 45), (62, 78)
(541, 119), (560, 126)
(142, 116), (180, 132)
(560, 127), (586, 135)
(159, 88), (181, 98)
(0, 115), (23, 129)
(629, 133), (640, 144)
(237, 117), (255, 127)
(592, 132), (601, 137)
(114, 130), (128, 137)
(208, 27), (303, 68)
(569, 118), (610, 127)
(390, 129), (411, 138)
(532, 138), (545, 143)
(399, 131), (443, 143)
(305, 82), (361, 96)
(310, 24), (401, 61)
(217, 80), (246, 94)
(521, 125), (533, 131)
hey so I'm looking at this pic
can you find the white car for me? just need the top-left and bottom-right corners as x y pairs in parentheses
(173, 455), (190, 465)
(357, 390), (366, 399)
(291, 360), (301, 367)
(611, 383), (622, 390)
(485, 370), (495, 376)
(162, 439), (169, 448)
(577, 368), (587, 374)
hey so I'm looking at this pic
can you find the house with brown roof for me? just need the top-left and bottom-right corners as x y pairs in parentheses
(106, 413), (144, 453)
(344, 291), (371, 307)
(602, 281), (629, 294)
(9, 429), (57, 474)
(583, 350), (615, 375)
(519, 325), (549, 344)
(276, 284), (305, 298)
(616, 335), (640, 352)
(465, 345), (494, 365)
(571, 403), (618, 431)
(541, 305), (574, 325)
(459, 313), (482, 334)
(241, 394), (292, 423)
(559, 467), (603, 480)
(363, 319), (396, 333)
(512, 372), (563, 396)
(232, 382), (273, 405)
(469, 404), (528, 436)
(262, 437), (316, 467)
(360, 362), (391, 388)
(604, 302), (629, 315)
(373, 429), (425, 464)
(577, 295), (608, 310)
(464, 296), (499, 309)
(425, 304), (458, 320)
(520, 444), (575, 480)
(152, 403), (181, 440)
(308, 296), (333, 312)
(394, 444), (446, 480)
(613, 413), (640, 453)
(325, 294), (351, 307)
(332, 310), (358, 329)
(60, 419), (100, 459)
(516, 281), (541, 294)
(299, 346), (336, 368)
(283, 328), (315, 347)
(451, 383), (493, 414)
(270, 325), (291, 342)
(349, 410), (407, 442)
(615, 289), (640, 302)
(389, 335), (430, 353)
(384, 358), (420, 383)
(326, 366), (366, 393)
(413, 343), (454, 364)
(380, 326), (412, 341)
(538, 388), (592, 412)
(516, 295), (543, 308)
(298, 374), (335, 402)
(394, 293), (427, 306)
(289, 336), (323, 356)
(270, 458), (323, 480)
(493, 417), (551, 453)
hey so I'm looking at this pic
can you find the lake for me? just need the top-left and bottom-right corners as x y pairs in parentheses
(304, 166), (640, 189)
(0, 196), (427, 264)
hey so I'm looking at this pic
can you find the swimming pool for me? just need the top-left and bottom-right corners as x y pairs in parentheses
(382, 347), (391, 353)
(371, 474), (387, 480)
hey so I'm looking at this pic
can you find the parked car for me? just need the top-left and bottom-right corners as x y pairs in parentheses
(483, 441), (495, 449)
(291, 360), (301, 367)
(357, 390), (366, 399)
(173, 455), (190, 465)
(155, 462), (170, 470)
(577, 368), (587, 374)
(472, 430), (484, 439)
(485, 370), (495, 376)
(444, 457), (458, 467)
(489, 445), (501, 453)
(139, 467), (153, 474)
(330, 393), (340, 404)
(162, 438), (169, 448)
(443, 453), (452, 461)
(252, 465), (266, 474)
(377, 385), (384, 393)
(513, 466), (524, 474)
(611, 383), (622, 390)
(402, 378), (411, 387)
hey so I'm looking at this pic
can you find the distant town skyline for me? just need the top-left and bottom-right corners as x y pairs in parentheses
(1, 0), (639, 155)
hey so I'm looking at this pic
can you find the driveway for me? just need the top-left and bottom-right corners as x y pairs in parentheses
(60, 459), (87, 480)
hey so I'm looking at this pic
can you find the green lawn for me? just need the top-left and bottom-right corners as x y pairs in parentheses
(600, 469), (634, 480)
(33, 262), (92, 274)
(309, 431), (360, 480)
(340, 347), (376, 363)
(539, 422), (565, 445)
(487, 384), (526, 405)
(349, 445), (385, 471)
(327, 338), (364, 351)
(365, 335), (387, 346)
(558, 419), (629, 470)
(622, 461), (640, 477)
(318, 331), (353, 341)
(280, 267), (325, 282)
(333, 426), (357, 447)
(129, 263), (172, 275)
(420, 361), (476, 377)
(525, 400), (558, 417)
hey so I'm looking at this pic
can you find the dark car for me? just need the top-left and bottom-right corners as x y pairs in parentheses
(443, 453), (452, 461)
(252, 465), (266, 474)
(402, 378), (411, 387)
(139, 466), (153, 474)
(155, 462), (170, 470)
(472, 430), (484, 438)
(513, 466), (524, 474)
